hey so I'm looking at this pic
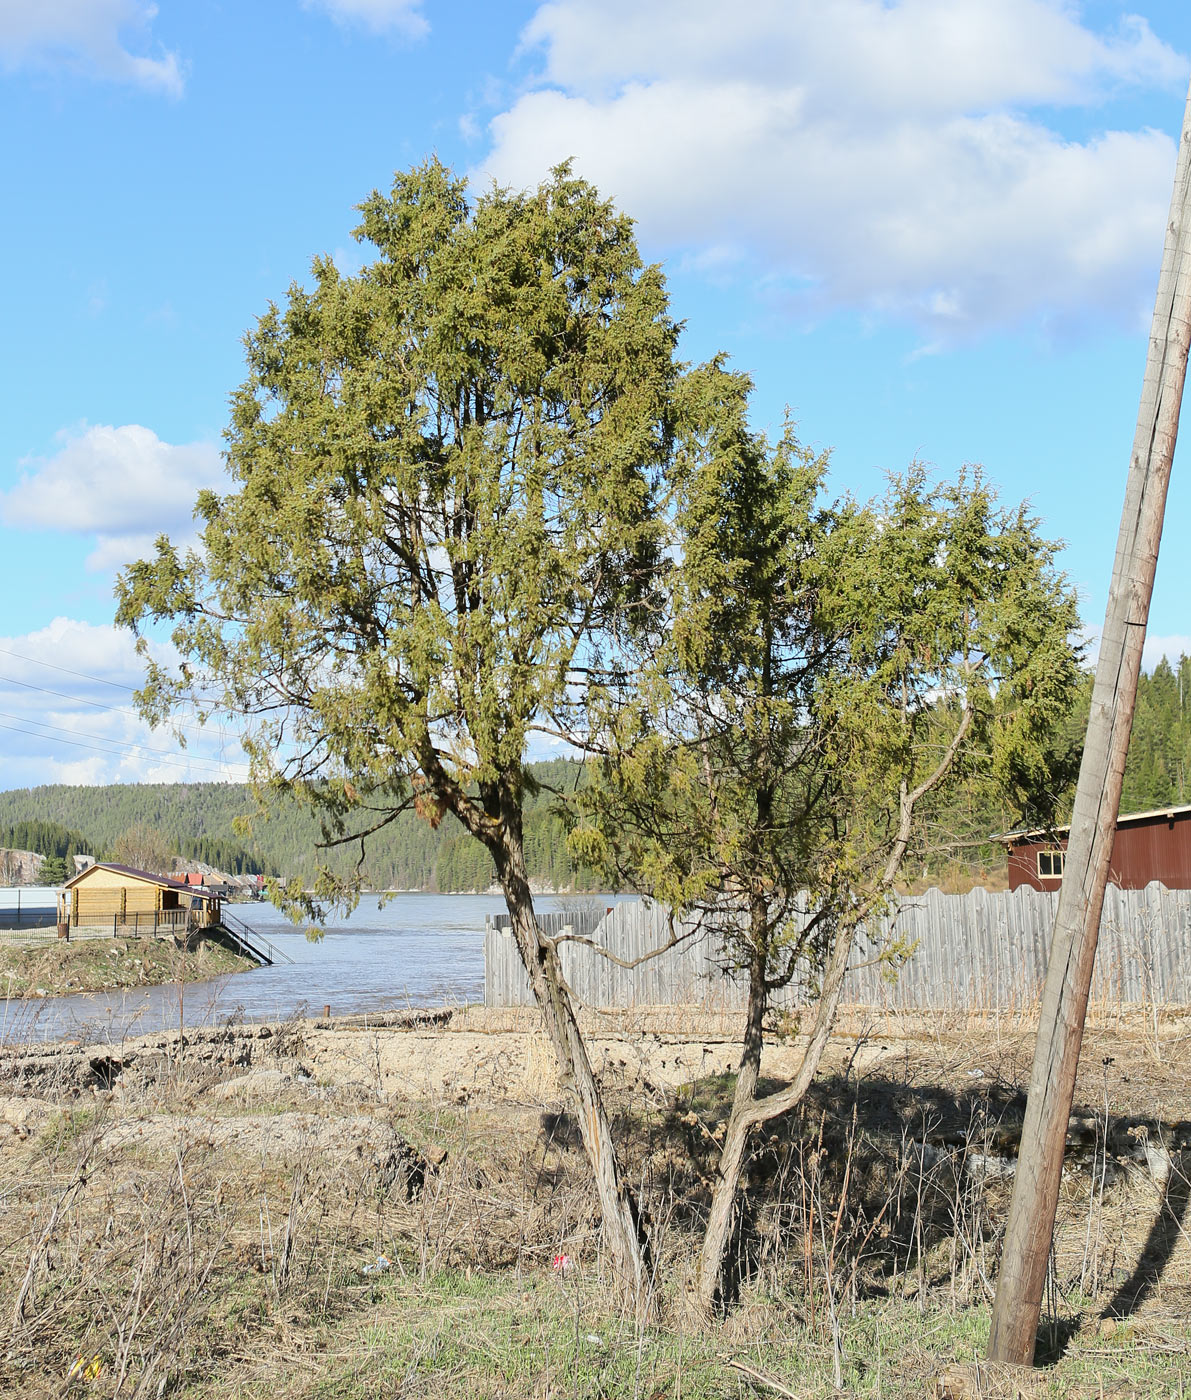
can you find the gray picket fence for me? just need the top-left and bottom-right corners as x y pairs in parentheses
(483, 884), (1191, 1010)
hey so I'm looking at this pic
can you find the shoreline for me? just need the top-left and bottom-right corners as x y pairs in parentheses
(0, 934), (255, 999)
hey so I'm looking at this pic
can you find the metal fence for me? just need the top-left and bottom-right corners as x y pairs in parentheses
(0, 886), (59, 931)
(0, 907), (208, 948)
(484, 884), (1191, 1010)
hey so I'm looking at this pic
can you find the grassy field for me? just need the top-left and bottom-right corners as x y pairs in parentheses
(0, 1006), (1187, 1398)
(0, 934), (254, 997)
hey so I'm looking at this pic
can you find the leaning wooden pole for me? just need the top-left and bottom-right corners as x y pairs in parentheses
(987, 74), (1191, 1366)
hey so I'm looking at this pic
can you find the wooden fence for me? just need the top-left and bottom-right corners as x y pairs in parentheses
(484, 884), (1191, 1010)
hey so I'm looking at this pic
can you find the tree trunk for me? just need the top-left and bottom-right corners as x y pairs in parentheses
(494, 832), (649, 1306)
(695, 903), (769, 1315)
(696, 906), (856, 1317)
(692, 683), (971, 1318)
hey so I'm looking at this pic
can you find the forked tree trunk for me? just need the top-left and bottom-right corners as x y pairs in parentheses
(494, 838), (648, 1305)
(694, 913), (855, 1317)
(695, 901), (769, 1311)
(694, 703), (975, 1317)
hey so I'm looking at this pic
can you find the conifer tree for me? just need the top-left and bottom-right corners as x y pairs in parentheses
(117, 160), (679, 1298)
(572, 364), (1082, 1313)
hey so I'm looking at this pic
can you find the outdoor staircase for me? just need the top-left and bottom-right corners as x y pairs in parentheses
(216, 909), (294, 967)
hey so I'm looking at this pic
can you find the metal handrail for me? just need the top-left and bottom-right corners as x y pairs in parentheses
(219, 909), (294, 965)
(65, 909), (206, 936)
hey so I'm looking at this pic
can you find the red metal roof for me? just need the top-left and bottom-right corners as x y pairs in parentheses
(992, 802), (1191, 844)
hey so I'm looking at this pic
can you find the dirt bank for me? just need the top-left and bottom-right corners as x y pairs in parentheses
(7, 1004), (1189, 1167)
(0, 934), (254, 997)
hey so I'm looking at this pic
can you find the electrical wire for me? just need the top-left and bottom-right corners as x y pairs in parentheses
(0, 720), (250, 777)
(0, 709), (248, 775)
(0, 645), (156, 692)
(0, 673), (237, 742)
(0, 646), (239, 718)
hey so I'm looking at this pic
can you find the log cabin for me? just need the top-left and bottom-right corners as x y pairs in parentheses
(58, 862), (221, 934)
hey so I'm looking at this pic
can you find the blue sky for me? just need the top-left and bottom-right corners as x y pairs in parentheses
(1, 0), (1190, 787)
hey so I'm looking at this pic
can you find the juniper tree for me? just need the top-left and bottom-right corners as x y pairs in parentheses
(116, 160), (680, 1298)
(570, 365), (1082, 1314)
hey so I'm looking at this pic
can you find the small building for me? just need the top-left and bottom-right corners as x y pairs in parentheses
(179, 870), (233, 898)
(996, 804), (1191, 892)
(59, 862), (222, 932)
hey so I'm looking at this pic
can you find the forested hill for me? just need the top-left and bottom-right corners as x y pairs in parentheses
(0, 759), (598, 893)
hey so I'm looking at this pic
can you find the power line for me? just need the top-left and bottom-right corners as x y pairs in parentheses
(0, 709), (248, 775)
(0, 645), (152, 692)
(0, 715), (249, 774)
(0, 645), (158, 693)
(0, 646), (239, 717)
(0, 673), (236, 744)
(0, 720), (250, 777)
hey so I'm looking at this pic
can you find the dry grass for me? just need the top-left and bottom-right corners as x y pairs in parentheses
(0, 935), (253, 999)
(0, 1007), (1187, 1398)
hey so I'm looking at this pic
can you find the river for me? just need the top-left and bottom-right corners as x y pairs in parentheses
(1, 893), (632, 1045)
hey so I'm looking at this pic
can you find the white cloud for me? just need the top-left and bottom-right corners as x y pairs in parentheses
(1077, 626), (1191, 674)
(1143, 633), (1191, 670)
(0, 619), (250, 788)
(0, 0), (183, 95)
(480, 0), (1187, 335)
(303, 0), (428, 38)
(0, 424), (223, 574)
(518, 1), (1183, 107)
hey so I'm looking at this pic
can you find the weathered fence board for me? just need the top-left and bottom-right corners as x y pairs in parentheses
(484, 884), (1191, 1009)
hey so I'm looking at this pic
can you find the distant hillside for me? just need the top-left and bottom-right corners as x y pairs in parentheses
(0, 759), (598, 893)
(1118, 655), (1191, 811)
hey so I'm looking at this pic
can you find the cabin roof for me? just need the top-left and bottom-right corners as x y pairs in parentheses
(61, 862), (219, 899)
(992, 802), (1191, 846)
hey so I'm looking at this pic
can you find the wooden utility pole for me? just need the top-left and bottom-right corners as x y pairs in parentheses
(987, 74), (1191, 1366)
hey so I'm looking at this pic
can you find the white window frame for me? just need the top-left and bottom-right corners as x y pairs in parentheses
(1036, 848), (1065, 880)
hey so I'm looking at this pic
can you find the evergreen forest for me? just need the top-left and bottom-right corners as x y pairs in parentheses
(0, 758), (596, 892)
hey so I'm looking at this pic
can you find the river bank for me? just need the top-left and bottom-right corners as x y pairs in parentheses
(0, 935), (254, 998)
(0, 893), (646, 1043)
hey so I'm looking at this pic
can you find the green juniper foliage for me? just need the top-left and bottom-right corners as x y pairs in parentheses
(573, 384), (1083, 980)
(569, 365), (1083, 1312)
(117, 159), (683, 1294)
(116, 160), (677, 908)
(113, 158), (1085, 1307)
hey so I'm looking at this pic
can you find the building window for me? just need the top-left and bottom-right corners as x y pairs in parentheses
(1037, 848), (1065, 879)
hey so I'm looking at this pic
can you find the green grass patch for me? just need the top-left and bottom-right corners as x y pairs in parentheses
(170, 1266), (1191, 1400)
